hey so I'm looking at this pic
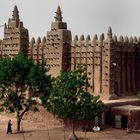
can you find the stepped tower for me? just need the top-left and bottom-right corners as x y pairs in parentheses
(2, 5), (29, 58)
(46, 6), (72, 76)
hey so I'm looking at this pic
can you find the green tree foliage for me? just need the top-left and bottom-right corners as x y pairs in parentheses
(0, 52), (52, 131)
(46, 65), (104, 139)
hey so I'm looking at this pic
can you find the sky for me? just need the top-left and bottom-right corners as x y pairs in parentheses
(0, 0), (140, 40)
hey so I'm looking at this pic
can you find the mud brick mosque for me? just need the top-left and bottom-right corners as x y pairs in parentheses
(0, 5), (140, 100)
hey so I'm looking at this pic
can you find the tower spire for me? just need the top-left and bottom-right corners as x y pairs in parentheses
(54, 5), (63, 22)
(12, 5), (20, 28)
(12, 5), (19, 21)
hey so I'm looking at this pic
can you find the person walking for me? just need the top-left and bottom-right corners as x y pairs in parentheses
(7, 120), (12, 134)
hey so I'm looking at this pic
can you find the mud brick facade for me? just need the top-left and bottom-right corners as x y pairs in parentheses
(1, 6), (140, 100)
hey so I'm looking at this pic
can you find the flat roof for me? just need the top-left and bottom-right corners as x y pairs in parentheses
(103, 96), (139, 105)
(112, 105), (140, 111)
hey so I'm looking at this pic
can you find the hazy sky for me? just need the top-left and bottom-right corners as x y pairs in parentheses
(0, 0), (140, 39)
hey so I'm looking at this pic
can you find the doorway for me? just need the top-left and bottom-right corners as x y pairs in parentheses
(121, 115), (128, 128)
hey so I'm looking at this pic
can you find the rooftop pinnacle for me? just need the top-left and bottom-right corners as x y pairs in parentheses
(107, 26), (112, 38)
(54, 5), (63, 22)
(12, 5), (19, 21)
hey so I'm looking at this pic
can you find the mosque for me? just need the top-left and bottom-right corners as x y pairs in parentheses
(1, 5), (140, 130)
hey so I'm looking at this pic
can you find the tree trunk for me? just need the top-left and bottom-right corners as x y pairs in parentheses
(63, 122), (66, 140)
(69, 120), (78, 140)
(17, 112), (21, 132)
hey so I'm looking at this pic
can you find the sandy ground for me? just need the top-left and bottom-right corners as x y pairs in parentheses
(0, 113), (140, 140)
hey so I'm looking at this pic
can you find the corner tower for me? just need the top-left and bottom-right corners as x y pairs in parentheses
(46, 6), (72, 76)
(2, 5), (29, 58)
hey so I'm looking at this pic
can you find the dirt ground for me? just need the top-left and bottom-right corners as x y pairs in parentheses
(0, 112), (140, 140)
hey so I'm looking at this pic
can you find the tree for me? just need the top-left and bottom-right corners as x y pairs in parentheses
(45, 65), (104, 140)
(0, 52), (52, 131)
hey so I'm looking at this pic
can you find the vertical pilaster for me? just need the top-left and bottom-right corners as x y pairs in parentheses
(132, 53), (136, 92)
(127, 53), (131, 94)
(122, 52), (126, 94)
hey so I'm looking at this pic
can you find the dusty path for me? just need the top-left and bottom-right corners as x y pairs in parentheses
(0, 113), (140, 140)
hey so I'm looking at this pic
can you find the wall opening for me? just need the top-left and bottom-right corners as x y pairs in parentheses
(121, 115), (128, 128)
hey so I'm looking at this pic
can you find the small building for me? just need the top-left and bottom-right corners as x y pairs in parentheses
(111, 105), (140, 130)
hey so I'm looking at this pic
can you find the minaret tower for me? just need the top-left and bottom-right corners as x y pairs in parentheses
(46, 6), (72, 76)
(2, 5), (29, 58)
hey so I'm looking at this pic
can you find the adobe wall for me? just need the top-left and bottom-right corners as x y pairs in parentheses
(1, 5), (140, 100)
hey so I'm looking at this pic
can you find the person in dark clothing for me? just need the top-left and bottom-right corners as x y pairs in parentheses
(7, 120), (12, 134)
